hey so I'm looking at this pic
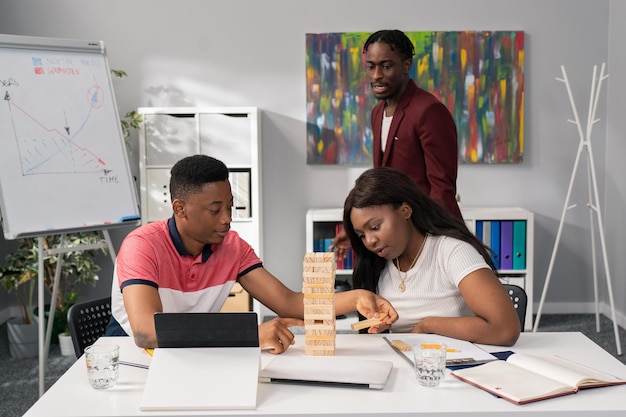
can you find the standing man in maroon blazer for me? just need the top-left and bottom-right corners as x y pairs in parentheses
(365, 29), (462, 219)
(333, 30), (462, 258)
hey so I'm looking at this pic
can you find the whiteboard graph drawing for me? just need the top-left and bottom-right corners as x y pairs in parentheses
(4, 81), (115, 176)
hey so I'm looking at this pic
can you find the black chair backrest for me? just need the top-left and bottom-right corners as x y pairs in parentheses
(66, 296), (112, 358)
(503, 284), (527, 331)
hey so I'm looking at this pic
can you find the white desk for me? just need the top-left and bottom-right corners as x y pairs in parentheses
(24, 332), (626, 416)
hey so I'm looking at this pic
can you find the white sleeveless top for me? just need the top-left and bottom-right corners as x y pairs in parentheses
(377, 234), (489, 333)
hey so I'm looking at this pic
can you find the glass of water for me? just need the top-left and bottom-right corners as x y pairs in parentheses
(84, 344), (119, 389)
(413, 343), (447, 387)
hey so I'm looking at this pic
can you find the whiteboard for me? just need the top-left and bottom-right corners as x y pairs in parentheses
(0, 34), (140, 239)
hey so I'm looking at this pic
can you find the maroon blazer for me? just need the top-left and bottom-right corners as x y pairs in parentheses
(372, 80), (462, 219)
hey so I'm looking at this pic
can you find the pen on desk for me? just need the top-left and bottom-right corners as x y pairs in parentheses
(119, 360), (149, 370)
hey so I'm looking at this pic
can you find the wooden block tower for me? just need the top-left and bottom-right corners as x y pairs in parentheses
(303, 252), (336, 356)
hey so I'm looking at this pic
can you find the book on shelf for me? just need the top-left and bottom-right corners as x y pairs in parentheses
(312, 222), (354, 270)
(451, 353), (626, 405)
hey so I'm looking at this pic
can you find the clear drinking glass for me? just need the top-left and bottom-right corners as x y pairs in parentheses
(84, 344), (119, 389)
(413, 343), (447, 387)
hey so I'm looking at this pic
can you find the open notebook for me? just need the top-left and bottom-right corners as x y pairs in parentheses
(259, 355), (393, 389)
(451, 353), (626, 405)
(140, 312), (260, 411)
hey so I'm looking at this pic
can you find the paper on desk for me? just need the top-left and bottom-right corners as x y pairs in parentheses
(384, 334), (497, 367)
(140, 347), (259, 411)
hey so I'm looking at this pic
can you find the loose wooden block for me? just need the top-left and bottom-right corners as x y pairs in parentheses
(350, 316), (387, 331)
(390, 339), (412, 352)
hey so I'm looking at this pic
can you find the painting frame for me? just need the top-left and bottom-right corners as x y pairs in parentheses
(306, 31), (525, 165)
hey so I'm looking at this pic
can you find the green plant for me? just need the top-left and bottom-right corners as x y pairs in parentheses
(0, 239), (37, 324)
(0, 233), (104, 327)
(111, 69), (143, 148)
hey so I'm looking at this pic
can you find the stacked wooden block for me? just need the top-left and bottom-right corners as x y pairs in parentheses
(302, 252), (336, 356)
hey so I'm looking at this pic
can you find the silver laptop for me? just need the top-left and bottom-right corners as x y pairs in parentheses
(259, 355), (393, 389)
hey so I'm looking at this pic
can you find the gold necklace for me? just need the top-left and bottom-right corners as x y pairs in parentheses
(393, 235), (427, 292)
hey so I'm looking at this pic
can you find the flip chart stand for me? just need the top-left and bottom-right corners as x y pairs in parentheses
(533, 64), (622, 356)
(36, 229), (116, 396)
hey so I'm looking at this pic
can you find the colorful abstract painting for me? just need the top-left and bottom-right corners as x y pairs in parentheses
(306, 31), (525, 164)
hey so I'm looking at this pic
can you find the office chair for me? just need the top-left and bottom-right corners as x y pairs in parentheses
(503, 284), (527, 331)
(66, 296), (112, 358)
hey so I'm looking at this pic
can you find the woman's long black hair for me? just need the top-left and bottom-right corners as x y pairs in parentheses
(343, 167), (497, 292)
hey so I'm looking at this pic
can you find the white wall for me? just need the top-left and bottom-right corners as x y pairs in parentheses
(0, 0), (623, 326)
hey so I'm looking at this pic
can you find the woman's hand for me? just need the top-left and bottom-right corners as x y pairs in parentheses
(353, 290), (398, 333)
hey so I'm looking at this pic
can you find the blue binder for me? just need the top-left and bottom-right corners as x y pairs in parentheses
(513, 221), (527, 269)
(475, 221), (483, 241)
(500, 221), (514, 270)
(490, 221), (501, 269)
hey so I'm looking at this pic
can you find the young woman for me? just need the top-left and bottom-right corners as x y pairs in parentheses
(343, 167), (520, 346)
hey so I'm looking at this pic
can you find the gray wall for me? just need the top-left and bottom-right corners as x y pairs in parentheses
(605, 1), (626, 328)
(0, 0), (624, 327)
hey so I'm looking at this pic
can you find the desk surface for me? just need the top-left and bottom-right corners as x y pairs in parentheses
(24, 332), (626, 417)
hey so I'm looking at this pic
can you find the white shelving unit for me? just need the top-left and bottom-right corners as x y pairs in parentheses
(305, 208), (352, 277)
(306, 206), (534, 331)
(461, 207), (534, 331)
(138, 107), (262, 318)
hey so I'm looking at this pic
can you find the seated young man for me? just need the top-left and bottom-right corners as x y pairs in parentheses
(105, 154), (397, 353)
